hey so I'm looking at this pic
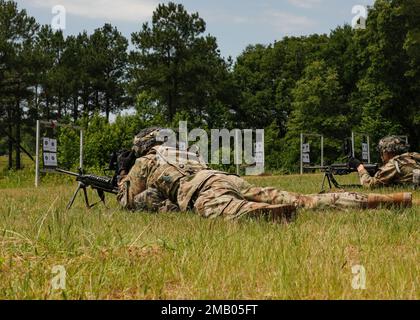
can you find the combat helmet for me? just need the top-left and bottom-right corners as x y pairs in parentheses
(132, 127), (165, 157)
(377, 136), (410, 155)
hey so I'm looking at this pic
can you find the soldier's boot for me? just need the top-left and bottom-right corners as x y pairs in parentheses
(367, 192), (412, 209)
(247, 204), (297, 223)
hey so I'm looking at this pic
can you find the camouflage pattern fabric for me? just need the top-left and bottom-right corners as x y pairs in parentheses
(377, 136), (410, 154)
(132, 127), (164, 157)
(117, 145), (408, 219)
(219, 175), (370, 210)
(359, 152), (420, 188)
(189, 175), (410, 213)
(117, 145), (290, 219)
(191, 174), (297, 220)
(132, 188), (179, 213)
(118, 145), (210, 210)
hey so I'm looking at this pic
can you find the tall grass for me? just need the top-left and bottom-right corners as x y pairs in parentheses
(0, 172), (418, 299)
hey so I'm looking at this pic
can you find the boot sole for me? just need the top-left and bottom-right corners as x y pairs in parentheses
(250, 204), (297, 223)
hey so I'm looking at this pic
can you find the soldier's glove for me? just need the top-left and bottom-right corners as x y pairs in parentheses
(117, 150), (136, 175)
(348, 157), (362, 170)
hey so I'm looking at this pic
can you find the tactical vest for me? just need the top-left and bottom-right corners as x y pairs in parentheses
(146, 146), (230, 211)
(390, 152), (420, 182)
(146, 146), (209, 203)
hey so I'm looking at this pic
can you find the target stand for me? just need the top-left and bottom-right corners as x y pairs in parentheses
(300, 133), (324, 175)
(35, 120), (83, 187)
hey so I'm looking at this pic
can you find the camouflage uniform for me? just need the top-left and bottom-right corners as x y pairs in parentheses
(225, 175), (372, 210)
(131, 188), (179, 213)
(359, 153), (420, 188)
(118, 145), (411, 220)
(118, 146), (295, 221)
(358, 136), (420, 188)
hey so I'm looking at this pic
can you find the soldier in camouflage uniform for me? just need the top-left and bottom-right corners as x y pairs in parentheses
(117, 127), (297, 222)
(349, 136), (420, 188)
(117, 128), (413, 222)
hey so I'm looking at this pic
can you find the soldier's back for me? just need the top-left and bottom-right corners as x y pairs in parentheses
(389, 152), (420, 184)
(146, 146), (209, 202)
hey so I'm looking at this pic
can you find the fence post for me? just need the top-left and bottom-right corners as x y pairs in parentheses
(79, 129), (84, 170)
(300, 133), (303, 175)
(35, 120), (40, 187)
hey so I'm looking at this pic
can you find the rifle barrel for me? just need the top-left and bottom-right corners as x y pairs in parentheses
(55, 168), (80, 177)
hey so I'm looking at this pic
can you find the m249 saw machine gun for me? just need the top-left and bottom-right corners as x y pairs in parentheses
(55, 151), (122, 209)
(307, 163), (378, 193)
(306, 140), (379, 193)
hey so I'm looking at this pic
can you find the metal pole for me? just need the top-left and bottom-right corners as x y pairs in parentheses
(235, 130), (240, 176)
(320, 135), (324, 167)
(79, 129), (83, 169)
(351, 131), (355, 158)
(300, 133), (303, 175)
(367, 135), (371, 163)
(35, 120), (40, 187)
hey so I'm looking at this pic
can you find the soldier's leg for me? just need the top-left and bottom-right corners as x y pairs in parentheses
(240, 186), (366, 210)
(224, 175), (364, 210)
(218, 175), (411, 210)
(240, 186), (412, 210)
(193, 175), (296, 222)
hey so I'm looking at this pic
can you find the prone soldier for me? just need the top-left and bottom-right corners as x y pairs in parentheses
(117, 128), (413, 222)
(349, 136), (420, 188)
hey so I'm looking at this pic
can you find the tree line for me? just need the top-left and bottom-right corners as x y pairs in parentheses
(1, 0), (419, 172)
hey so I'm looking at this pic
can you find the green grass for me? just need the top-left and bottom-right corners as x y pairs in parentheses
(0, 154), (34, 171)
(0, 171), (418, 299)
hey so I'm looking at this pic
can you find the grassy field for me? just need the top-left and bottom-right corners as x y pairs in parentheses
(0, 169), (418, 300)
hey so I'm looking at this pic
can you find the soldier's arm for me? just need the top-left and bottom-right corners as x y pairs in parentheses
(117, 158), (149, 209)
(357, 161), (398, 188)
(133, 188), (179, 213)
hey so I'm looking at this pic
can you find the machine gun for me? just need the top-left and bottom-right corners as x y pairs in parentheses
(306, 139), (379, 193)
(56, 168), (119, 209)
(306, 163), (378, 193)
(56, 150), (125, 209)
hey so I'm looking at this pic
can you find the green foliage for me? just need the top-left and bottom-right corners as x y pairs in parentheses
(281, 61), (348, 170)
(0, 0), (39, 170)
(89, 23), (130, 120)
(233, 35), (329, 133)
(1, 0), (420, 174)
(130, 2), (233, 127)
(135, 91), (167, 127)
(264, 121), (283, 171)
(350, 0), (420, 150)
(57, 127), (80, 169)
(57, 114), (144, 170)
